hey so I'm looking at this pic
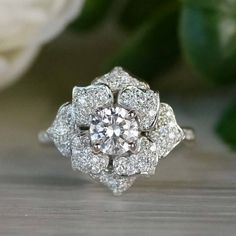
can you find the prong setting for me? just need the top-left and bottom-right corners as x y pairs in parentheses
(92, 143), (102, 154)
(129, 142), (139, 154)
(128, 110), (136, 119)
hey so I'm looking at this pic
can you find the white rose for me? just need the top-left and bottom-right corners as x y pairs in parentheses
(0, 0), (84, 90)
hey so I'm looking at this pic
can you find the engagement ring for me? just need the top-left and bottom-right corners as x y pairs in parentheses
(39, 67), (195, 195)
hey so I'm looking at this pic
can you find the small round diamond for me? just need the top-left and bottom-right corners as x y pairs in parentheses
(89, 107), (139, 155)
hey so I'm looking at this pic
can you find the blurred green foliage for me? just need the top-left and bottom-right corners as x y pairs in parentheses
(217, 102), (236, 151)
(72, 0), (180, 81)
(71, 0), (236, 150)
(118, 0), (175, 31)
(71, 0), (115, 31)
(109, 1), (180, 82)
(180, 0), (236, 85)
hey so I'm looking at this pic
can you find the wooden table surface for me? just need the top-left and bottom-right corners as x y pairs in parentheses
(0, 31), (236, 236)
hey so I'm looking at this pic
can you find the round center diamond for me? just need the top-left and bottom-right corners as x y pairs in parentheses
(90, 107), (139, 155)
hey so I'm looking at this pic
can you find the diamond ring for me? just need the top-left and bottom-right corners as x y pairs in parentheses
(39, 67), (195, 195)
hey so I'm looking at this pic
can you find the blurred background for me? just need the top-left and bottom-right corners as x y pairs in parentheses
(0, 1), (236, 235)
(1, 0), (236, 150)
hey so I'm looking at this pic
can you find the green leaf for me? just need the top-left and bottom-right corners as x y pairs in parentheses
(107, 1), (180, 83)
(217, 101), (236, 150)
(180, 0), (236, 85)
(118, 0), (176, 31)
(70, 0), (115, 31)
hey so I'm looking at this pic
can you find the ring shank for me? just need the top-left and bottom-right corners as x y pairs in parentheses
(38, 127), (196, 145)
(38, 131), (52, 145)
(182, 127), (195, 141)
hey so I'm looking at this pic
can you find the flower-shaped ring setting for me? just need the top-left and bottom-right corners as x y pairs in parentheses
(39, 67), (195, 195)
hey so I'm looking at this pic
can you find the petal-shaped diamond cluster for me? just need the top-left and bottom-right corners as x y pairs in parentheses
(46, 67), (185, 195)
(91, 171), (137, 196)
(71, 135), (109, 174)
(118, 86), (159, 130)
(149, 103), (185, 158)
(72, 84), (113, 127)
(92, 67), (149, 92)
(113, 137), (158, 176)
(47, 103), (75, 157)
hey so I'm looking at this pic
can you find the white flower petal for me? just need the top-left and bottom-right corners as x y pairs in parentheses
(118, 86), (159, 130)
(149, 103), (185, 158)
(0, 0), (85, 51)
(113, 137), (158, 176)
(35, 0), (85, 45)
(0, 0), (85, 90)
(0, 46), (40, 90)
(72, 84), (114, 127)
(71, 135), (109, 175)
(47, 103), (75, 157)
(92, 67), (149, 92)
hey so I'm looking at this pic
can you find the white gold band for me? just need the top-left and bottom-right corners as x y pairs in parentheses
(38, 127), (195, 145)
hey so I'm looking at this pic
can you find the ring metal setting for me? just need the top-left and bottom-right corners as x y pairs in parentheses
(39, 67), (195, 195)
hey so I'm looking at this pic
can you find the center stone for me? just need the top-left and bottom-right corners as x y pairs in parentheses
(89, 106), (139, 155)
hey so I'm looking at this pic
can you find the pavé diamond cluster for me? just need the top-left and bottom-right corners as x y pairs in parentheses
(47, 67), (185, 195)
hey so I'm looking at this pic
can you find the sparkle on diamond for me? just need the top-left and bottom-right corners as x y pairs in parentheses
(89, 106), (139, 155)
